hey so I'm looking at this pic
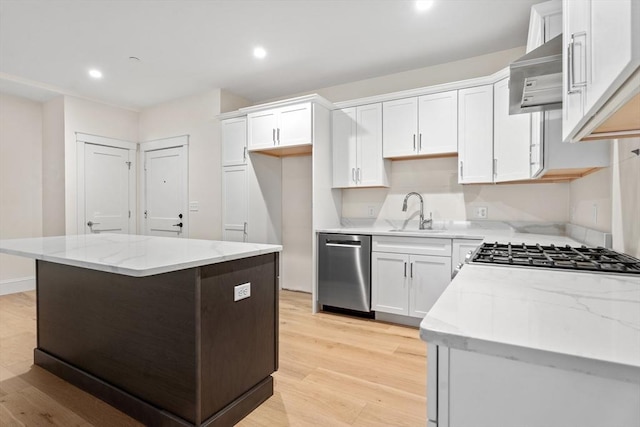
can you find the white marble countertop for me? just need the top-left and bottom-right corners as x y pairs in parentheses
(317, 221), (584, 246)
(420, 264), (640, 383)
(0, 234), (282, 277)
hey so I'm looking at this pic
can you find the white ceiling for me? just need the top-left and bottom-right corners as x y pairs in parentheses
(0, 0), (539, 110)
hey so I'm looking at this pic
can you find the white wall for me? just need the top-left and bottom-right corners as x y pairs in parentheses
(281, 156), (313, 292)
(342, 157), (570, 222)
(271, 46), (525, 103)
(42, 96), (65, 236)
(571, 138), (639, 258)
(0, 93), (43, 293)
(63, 96), (139, 234)
(139, 90), (221, 239)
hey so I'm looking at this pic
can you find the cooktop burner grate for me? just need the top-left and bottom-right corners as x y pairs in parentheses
(472, 243), (640, 274)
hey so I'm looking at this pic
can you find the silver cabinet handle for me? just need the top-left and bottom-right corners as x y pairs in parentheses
(413, 134), (416, 151)
(568, 32), (587, 94)
(357, 168), (361, 183)
(493, 158), (497, 177)
(352, 167), (356, 183)
(419, 134), (422, 152)
(410, 262), (414, 278)
(404, 262), (407, 277)
(277, 128), (280, 144)
(272, 128), (276, 144)
(243, 146), (247, 161)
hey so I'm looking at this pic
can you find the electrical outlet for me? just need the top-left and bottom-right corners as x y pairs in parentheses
(474, 206), (488, 219)
(367, 206), (376, 218)
(189, 201), (199, 212)
(234, 282), (251, 301)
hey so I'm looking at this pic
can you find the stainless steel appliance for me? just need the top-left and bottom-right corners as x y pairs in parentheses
(318, 233), (371, 313)
(469, 242), (640, 274)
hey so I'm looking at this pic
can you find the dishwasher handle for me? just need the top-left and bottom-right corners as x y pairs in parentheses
(325, 240), (362, 248)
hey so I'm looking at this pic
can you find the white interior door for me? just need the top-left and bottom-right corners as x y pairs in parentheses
(83, 143), (133, 234)
(144, 145), (188, 237)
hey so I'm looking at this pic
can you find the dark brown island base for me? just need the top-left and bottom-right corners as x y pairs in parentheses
(33, 252), (279, 427)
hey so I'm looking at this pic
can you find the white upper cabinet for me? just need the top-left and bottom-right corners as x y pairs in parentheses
(277, 103), (313, 146)
(563, 0), (640, 142)
(247, 102), (312, 151)
(221, 117), (247, 166)
(383, 91), (458, 158)
(332, 108), (357, 188)
(418, 91), (458, 155)
(493, 77), (532, 182)
(458, 85), (494, 184)
(332, 104), (389, 188)
(382, 98), (418, 158)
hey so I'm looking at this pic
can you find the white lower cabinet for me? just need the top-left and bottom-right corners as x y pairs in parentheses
(372, 236), (452, 318)
(451, 239), (482, 276)
(429, 345), (640, 427)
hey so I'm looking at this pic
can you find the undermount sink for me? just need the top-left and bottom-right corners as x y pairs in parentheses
(389, 229), (444, 233)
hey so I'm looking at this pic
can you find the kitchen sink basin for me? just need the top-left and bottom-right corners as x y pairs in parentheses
(388, 229), (445, 233)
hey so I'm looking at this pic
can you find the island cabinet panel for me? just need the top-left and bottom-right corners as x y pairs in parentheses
(36, 260), (199, 422)
(200, 253), (278, 423)
(34, 252), (280, 427)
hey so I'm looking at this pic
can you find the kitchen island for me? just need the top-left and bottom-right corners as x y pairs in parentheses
(0, 234), (282, 427)
(420, 264), (640, 427)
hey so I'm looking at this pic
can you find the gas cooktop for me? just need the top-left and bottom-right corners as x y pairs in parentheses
(471, 242), (640, 275)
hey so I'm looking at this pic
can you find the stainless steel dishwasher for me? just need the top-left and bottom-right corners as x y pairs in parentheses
(318, 233), (371, 313)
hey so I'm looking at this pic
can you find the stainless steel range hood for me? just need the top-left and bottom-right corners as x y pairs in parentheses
(509, 34), (563, 115)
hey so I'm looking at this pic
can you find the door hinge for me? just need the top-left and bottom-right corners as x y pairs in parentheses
(126, 161), (132, 170)
(144, 210), (148, 219)
(128, 210), (131, 219)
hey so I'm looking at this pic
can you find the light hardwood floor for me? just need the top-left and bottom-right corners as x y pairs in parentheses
(0, 290), (427, 426)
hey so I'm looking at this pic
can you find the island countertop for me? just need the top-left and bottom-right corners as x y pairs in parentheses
(0, 234), (282, 277)
(420, 264), (640, 383)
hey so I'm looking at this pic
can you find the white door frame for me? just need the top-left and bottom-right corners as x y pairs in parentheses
(139, 135), (189, 237)
(76, 132), (137, 235)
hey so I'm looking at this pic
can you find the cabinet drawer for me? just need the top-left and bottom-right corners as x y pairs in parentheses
(372, 236), (452, 257)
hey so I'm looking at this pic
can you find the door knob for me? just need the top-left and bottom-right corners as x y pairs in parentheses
(87, 221), (100, 227)
(173, 222), (183, 228)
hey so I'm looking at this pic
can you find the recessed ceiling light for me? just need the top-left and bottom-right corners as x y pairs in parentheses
(88, 69), (103, 79)
(415, 0), (434, 12)
(253, 46), (267, 59)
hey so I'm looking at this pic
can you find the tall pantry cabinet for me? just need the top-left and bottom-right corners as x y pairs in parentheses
(221, 116), (282, 245)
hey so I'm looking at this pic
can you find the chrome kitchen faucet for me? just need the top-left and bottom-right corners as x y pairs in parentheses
(402, 192), (432, 230)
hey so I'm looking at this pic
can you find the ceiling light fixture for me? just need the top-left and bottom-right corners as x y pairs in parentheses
(415, 0), (434, 12)
(253, 46), (267, 59)
(88, 69), (103, 79)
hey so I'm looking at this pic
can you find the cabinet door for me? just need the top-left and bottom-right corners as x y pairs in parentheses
(332, 108), (357, 188)
(372, 252), (409, 315)
(458, 85), (494, 183)
(419, 91), (458, 155)
(248, 110), (277, 150)
(221, 117), (247, 166)
(222, 166), (248, 242)
(587, 0), (635, 113)
(356, 103), (388, 187)
(277, 103), (312, 147)
(383, 97), (418, 158)
(409, 255), (452, 318)
(562, 0), (589, 142)
(493, 77), (531, 182)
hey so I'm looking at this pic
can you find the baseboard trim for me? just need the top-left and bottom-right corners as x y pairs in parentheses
(0, 276), (35, 296)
